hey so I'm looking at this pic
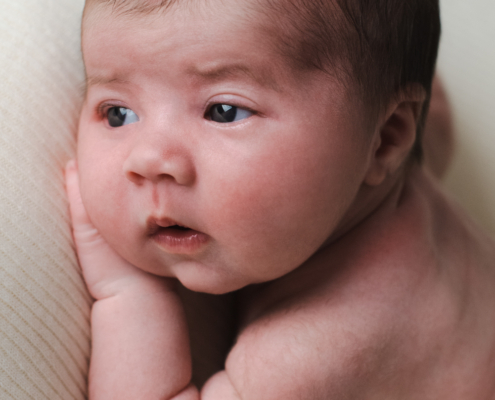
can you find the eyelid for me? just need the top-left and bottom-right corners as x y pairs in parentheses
(205, 102), (257, 118)
(97, 101), (123, 119)
(206, 91), (260, 109)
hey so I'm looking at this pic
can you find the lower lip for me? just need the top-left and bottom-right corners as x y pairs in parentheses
(151, 227), (209, 254)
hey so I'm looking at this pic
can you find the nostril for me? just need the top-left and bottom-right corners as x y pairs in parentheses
(126, 170), (145, 184)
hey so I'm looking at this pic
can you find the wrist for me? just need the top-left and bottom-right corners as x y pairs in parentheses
(91, 271), (176, 301)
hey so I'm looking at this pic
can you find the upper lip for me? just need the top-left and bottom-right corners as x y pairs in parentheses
(146, 216), (192, 235)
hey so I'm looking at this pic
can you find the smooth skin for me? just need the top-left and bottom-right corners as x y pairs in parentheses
(70, 1), (495, 398)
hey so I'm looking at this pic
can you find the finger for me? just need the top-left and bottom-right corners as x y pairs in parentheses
(65, 159), (92, 228)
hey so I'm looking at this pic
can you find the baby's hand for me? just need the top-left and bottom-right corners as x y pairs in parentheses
(65, 159), (165, 298)
(66, 160), (195, 399)
(65, 160), (175, 299)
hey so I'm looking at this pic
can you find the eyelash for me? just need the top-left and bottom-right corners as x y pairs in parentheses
(97, 102), (120, 120)
(204, 102), (256, 116)
(95, 101), (259, 122)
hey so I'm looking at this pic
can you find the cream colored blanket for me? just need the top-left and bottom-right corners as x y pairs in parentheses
(0, 1), (89, 399)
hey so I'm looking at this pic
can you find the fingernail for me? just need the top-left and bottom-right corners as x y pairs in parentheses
(66, 159), (76, 171)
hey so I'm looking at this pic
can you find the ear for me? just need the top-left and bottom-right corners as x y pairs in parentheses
(364, 87), (426, 186)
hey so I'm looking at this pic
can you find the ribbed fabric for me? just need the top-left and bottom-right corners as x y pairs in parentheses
(0, 1), (91, 399)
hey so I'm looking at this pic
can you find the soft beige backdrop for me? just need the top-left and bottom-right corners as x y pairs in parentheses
(0, 0), (494, 399)
(439, 0), (495, 236)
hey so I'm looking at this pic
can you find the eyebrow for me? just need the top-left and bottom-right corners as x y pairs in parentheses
(85, 75), (130, 87)
(85, 64), (282, 92)
(186, 63), (282, 92)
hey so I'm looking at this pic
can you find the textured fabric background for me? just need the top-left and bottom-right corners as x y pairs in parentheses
(0, 1), (90, 399)
(0, 0), (494, 400)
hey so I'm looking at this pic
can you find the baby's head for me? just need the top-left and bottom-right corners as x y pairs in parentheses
(78, 0), (440, 293)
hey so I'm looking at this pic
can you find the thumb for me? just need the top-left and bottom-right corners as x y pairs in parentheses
(65, 159), (92, 231)
(65, 159), (105, 247)
(65, 159), (104, 263)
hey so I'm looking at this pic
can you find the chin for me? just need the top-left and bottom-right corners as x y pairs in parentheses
(173, 260), (249, 295)
(178, 275), (247, 295)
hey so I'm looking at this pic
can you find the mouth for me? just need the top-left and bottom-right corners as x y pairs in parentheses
(147, 217), (209, 254)
(147, 217), (193, 234)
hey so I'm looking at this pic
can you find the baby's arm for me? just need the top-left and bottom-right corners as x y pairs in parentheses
(66, 161), (198, 400)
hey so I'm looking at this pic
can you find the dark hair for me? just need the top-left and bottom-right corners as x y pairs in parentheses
(84, 0), (441, 159)
(254, 0), (441, 160)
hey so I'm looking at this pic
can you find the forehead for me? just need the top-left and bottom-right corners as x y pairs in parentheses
(82, 0), (324, 94)
(82, 0), (267, 45)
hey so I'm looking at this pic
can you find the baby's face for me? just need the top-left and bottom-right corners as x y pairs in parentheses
(78, 0), (374, 293)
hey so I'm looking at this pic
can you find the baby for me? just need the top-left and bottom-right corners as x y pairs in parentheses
(66, 0), (495, 398)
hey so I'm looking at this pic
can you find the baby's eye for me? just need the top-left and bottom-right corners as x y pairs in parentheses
(207, 104), (253, 123)
(106, 107), (139, 127)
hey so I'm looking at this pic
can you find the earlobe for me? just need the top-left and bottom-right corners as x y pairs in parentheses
(364, 88), (426, 186)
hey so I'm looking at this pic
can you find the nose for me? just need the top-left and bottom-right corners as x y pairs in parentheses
(123, 141), (196, 186)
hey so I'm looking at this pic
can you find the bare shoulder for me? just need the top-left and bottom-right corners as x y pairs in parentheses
(224, 169), (495, 399)
(225, 293), (386, 400)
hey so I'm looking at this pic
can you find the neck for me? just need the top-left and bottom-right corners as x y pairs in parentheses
(322, 163), (411, 250)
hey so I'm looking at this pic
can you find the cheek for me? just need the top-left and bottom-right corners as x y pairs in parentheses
(201, 127), (368, 279)
(210, 121), (366, 226)
(77, 128), (131, 239)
